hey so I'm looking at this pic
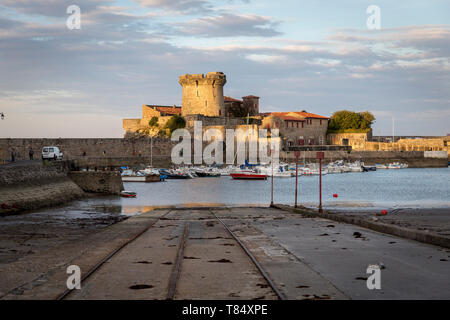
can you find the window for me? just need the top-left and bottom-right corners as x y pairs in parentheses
(296, 122), (298, 128)
(302, 122), (304, 128)
(286, 121), (288, 128)
(320, 119), (322, 125)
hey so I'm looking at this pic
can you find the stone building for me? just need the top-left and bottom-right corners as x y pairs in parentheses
(224, 95), (260, 117)
(123, 104), (181, 136)
(122, 72), (329, 150)
(179, 72), (227, 117)
(329, 132), (450, 155)
(259, 111), (329, 147)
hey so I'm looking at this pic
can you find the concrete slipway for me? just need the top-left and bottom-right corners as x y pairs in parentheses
(0, 207), (449, 300)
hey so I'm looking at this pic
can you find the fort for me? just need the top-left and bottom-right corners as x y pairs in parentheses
(1, 72), (448, 168)
(179, 72), (227, 117)
(122, 72), (329, 149)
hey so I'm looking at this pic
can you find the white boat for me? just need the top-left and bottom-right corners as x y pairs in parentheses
(259, 164), (293, 177)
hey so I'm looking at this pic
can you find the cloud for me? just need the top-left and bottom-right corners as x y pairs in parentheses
(133, 0), (213, 14)
(0, 0), (112, 17)
(0, 1), (449, 136)
(171, 13), (281, 37)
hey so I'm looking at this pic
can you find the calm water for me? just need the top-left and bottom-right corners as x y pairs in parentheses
(118, 167), (450, 210)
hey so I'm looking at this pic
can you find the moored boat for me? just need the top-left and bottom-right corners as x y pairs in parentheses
(121, 174), (161, 182)
(230, 172), (267, 180)
(120, 191), (136, 198)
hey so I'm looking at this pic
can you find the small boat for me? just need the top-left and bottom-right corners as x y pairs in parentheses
(120, 191), (136, 198)
(159, 169), (191, 179)
(362, 165), (377, 171)
(195, 170), (220, 177)
(121, 174), (160, 182)
(231, 172), (267, 180)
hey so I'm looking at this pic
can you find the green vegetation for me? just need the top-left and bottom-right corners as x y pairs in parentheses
(148, 116), (159, 127)
(327, 110), (375, 133)
(164, 115), (186, 134)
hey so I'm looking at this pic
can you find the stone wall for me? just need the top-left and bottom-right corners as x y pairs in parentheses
(0, 162), (85, 214)
(0, 137), (175, 163)
(184, 114), (245, 128)
(280, 150), (447, 167)
(327, 132), (372, 148)
(261, 115), (328, 146)
(69, 171), (124, 195)
(327, 133), (448, 158)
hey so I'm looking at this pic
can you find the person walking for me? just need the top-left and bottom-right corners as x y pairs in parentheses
(11, 149), (15, 162)
(29, 148), (34, 160)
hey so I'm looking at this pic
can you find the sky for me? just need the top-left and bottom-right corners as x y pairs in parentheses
(0, 0), (449, 138)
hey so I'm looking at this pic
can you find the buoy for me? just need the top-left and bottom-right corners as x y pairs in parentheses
(333, 193), (338, 198)
(381, 209), (388, 215)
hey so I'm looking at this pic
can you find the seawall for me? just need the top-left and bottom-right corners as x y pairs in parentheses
(0, 138), (175, 163)
(69, 171), (124, 195)
(0, 162), (85, 214)
(0, 162), (125, 214)
(1, 138), (447, 167)
(281, 150), (448, 168)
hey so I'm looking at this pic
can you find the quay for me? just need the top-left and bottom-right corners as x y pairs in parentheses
(1, 206), (449, 300)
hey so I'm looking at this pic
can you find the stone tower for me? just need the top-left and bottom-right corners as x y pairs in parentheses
(179, 72), (227, 117)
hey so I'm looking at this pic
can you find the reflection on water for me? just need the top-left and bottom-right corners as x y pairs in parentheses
(119, 168), (450, 211)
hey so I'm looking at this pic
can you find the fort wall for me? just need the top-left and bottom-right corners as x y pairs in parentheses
(0, 138), (175, 162)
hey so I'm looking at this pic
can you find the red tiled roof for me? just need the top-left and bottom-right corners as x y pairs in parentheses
(146, 105), (182, 115)
(262, 111), (328, 120)
(224, 96), (242, 103)
(293, 111), (328, 119)
(270, 112), (305, 121)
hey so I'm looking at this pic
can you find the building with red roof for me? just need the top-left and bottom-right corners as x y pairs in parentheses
(259, 110), (329, 146)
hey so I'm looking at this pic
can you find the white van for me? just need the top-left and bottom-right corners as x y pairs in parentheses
(42, 146), (63, 160)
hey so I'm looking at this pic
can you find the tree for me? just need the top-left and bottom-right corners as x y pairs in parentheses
(359, 111), (375, 130)
(328, 110), (375, 132)
(148, 116), (159, 127)
(165, 115), (186, 134)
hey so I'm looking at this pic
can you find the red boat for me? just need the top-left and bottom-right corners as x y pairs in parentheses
(120, 191), (137, 198)
(230, 172), (267, 180)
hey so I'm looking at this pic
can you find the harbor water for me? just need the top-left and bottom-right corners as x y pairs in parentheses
(117, 167), (450, 211)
